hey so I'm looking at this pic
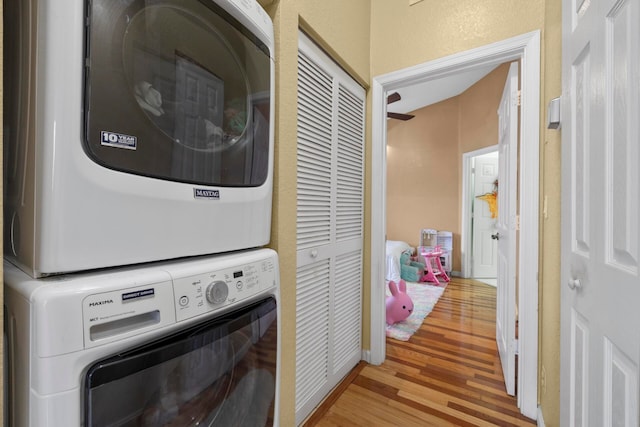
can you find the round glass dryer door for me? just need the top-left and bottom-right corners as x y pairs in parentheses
(84, 0), (271, 186)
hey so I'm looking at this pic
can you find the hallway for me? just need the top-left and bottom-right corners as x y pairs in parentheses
(305, 278), (536, 426)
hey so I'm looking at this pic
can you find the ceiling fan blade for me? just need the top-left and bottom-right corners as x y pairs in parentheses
(387, 92), (401, 104)
(387, 112), (415, 121)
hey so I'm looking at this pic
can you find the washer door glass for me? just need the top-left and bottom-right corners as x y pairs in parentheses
(84, 298), (277, 426)
(84, 0), (271, 186)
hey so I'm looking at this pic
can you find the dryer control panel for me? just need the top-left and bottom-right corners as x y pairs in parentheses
(171, 252), (278, 322)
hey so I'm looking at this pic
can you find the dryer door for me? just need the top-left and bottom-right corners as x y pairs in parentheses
(84, 0), (272, 187)
(84, 297), (277, 426)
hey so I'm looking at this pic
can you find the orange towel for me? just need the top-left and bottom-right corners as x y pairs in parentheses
(477, 192), (498, 219)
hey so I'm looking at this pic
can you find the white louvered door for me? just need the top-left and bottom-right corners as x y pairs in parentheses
(295, 31), (365, 425)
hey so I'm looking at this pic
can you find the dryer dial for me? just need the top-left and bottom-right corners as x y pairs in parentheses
(205, 281), (229, 304)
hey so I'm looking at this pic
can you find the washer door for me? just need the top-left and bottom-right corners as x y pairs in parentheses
(84, 0), (271, 186)
(84, 298), (277, 426)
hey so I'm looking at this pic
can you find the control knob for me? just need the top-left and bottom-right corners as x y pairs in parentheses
(205, 281), (229, 304)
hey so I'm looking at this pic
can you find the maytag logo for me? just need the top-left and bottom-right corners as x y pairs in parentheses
(89, 299), (114, 307)
(194, 188), (220, 200)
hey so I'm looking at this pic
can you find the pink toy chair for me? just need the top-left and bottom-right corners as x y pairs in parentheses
(420, 245), (450, 285)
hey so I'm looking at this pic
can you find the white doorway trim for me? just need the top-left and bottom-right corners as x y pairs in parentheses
(461, 145), (499, 279)
(369, 31), (540, 419)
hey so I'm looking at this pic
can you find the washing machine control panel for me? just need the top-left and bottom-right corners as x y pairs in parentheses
(172, 256), (277, 322)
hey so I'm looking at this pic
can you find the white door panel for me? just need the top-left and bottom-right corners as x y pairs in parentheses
(472, 153), (498, 278)
(496, 61), (519, 396)
(561, 0), (640, 425)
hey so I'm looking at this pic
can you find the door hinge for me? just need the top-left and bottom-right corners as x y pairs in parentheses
(512, 338), (520, 355)
(517, 90), (521, 106)
(514, 214), (520, 231)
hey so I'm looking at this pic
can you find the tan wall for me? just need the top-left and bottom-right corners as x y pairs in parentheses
(260, 1), (371, 424)
(459, 63), (511, 154)
(540, 0), (562, 424)
(370, 0), (545, 77)
(386, 98), (460, 250)
(297, 0), (371, 85)
(386, 64), (509, 273)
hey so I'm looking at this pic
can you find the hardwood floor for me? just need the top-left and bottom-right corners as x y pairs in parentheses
(304, 278), (536, 427)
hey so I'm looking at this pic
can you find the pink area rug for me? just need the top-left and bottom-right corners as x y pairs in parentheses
(385, 281), (447, 341)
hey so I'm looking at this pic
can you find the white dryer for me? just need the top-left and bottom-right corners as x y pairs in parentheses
(4, 249), (280, 426)
(4, 0), (275, 278)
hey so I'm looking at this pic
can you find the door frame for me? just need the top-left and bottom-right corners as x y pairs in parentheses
(461, 145), (499, 279)
(369, 31), (540, 419)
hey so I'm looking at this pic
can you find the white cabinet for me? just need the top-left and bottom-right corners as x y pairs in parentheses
(295, 31), (365, 425)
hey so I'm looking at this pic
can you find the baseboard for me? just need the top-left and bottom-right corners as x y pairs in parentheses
(450, 270), (461, 277)
(537, 407), (545, 427)
(361, 349), (371, 363)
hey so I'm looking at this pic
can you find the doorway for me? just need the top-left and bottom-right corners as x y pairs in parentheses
(462, 146), (499, 283)
(369, 31), (540, 419)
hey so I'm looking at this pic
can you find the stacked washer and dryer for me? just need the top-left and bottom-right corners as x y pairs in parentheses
(3, 0), (279, 425)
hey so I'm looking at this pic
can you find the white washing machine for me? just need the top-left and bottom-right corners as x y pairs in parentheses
(4, 249), (280, 426)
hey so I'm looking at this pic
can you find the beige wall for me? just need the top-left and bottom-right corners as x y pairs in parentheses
(386, 98), (459, 251)
(459, 63), (511, 154)
(539, 0), (562, 424)
(297, 1), (371, 85)
(386, 64), (509, 273)
(260, 1), (371, 424)
(370, 0), (545, 77)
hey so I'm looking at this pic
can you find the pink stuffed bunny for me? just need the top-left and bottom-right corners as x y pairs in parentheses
(386, 279), (414, 325)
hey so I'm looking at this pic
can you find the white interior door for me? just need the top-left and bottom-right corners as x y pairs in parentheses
(496, 61), (519, 396)
(561, 0), (640, 425)
(472, 152), (499, 279)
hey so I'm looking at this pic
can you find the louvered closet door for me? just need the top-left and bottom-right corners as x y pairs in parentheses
(295, 31), (365, 425)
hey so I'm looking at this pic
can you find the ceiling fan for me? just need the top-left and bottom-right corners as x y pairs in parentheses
(387, 92), (415, 121)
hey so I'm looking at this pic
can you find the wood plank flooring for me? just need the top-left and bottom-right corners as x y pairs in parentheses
(304, 278), (536, 427)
